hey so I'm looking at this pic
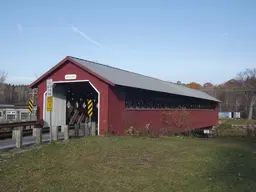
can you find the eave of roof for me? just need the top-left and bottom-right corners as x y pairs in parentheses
(29, 57), (115, 88)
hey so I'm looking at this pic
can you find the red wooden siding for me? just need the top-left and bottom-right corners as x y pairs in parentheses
(108, 87), (126, 135)
(123, 108), (218, 133)
(36, 61), (109, 135)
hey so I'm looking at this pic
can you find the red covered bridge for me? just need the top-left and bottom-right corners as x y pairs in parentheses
(29, 56), (220, 136)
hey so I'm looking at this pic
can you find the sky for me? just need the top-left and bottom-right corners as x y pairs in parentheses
(0, 0), (256, 85)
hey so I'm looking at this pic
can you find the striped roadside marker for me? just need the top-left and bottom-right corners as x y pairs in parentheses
(28, 98), (33, 113)
(87, 99), (93, 117)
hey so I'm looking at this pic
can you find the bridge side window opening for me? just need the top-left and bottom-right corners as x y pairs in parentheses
(0, 111), (2, 118)
(125, 88), (217, 110)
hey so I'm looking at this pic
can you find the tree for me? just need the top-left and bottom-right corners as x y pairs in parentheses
(203, 82), (213, 88)
(0, 70), (7, 103)
(186, 82), (201, 89)
(0, 70), (7, 84)
(236, 68), (256, 119)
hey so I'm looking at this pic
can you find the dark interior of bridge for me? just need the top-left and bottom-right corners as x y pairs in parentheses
(57, 82), (98, 127)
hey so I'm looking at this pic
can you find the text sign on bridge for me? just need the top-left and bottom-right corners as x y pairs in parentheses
(47, 96), (53, 112)
(46, 79), (53, 97)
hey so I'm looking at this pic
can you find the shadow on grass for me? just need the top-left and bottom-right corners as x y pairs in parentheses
(213, 136), (256, 150)
(204, 138), (256, 192)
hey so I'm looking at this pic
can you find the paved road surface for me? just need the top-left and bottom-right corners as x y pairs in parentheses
(0, 133), (65, 150)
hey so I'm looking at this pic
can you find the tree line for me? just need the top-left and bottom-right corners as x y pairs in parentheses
(177, 68), (256, 119)
(0, 71), (35, 105)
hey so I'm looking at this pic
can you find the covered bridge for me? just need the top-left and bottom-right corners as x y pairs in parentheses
(29, 56), (220, 135)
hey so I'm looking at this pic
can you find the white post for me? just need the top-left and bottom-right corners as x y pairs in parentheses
(61, 125), (65, 132)
(49, 111), (52, 142)
(15, 128), (23, 149)
(32, 128), (37, 136)
(12, 128), (17, 140)
(52, 126), (58, 141)
(91, 122), (96, 136)
(85, 122), (89, 136)
(46, 78), (53, 142)
(80, 123), (85, 136)
(63, 125), (69, 140)
(34, 128), (42, 144)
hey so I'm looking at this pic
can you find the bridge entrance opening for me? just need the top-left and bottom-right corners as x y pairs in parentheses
(64, 82), (98, 125)
(44, 81), (99, 135)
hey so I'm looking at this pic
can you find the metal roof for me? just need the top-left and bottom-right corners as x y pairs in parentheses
(70, 56), (220, 102)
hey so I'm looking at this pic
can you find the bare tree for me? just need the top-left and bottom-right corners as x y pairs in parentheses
(0, 70), (7, 103)
(236, 68), (256, 119)
(0, 70), (7, 84)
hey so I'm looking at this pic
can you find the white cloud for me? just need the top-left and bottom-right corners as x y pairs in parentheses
(72, 26), (103, 48)
(17, 24), (23, 33)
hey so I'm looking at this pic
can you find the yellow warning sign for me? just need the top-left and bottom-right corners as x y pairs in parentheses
(87, 99), (93, 117)
(47, 96), (53, 112)
(28, 98), (33, 113)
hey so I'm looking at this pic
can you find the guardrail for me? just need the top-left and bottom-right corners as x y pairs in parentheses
(0, 121), (37, 129)
(0, 121), (41, 140)
(0, 116), (37, 124)
(0, 121), (71, 140)
(0, 122), (97, 150)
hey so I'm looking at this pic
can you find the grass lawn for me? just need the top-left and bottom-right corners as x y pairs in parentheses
(219, 118), (256, 125)
(0, 136), (256, 192)
(218, 118), (256, 137)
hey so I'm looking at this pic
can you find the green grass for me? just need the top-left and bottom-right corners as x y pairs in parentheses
(219, 118), (256, 125)
(0, 136), (256, 192)
(218, 118), (256, 137)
